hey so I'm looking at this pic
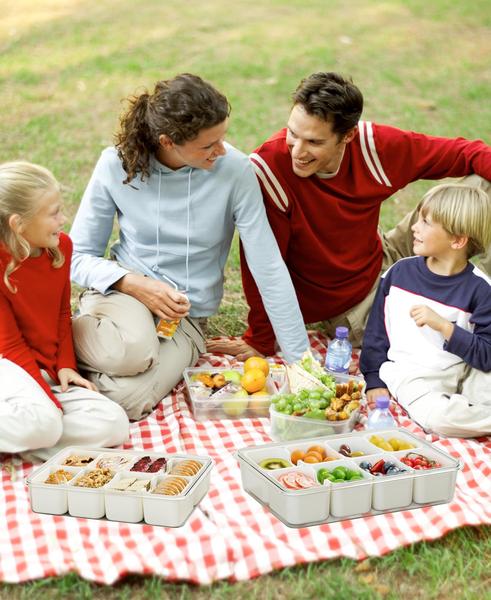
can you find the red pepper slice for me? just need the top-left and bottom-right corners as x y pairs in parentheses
(370, 459), (385, 474)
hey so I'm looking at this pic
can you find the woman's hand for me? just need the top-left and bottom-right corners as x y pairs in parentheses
(113, 273), (190, 320)
(57, 368), (98, 392)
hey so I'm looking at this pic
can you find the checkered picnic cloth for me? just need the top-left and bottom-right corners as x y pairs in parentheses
(1, 331), (490, 584)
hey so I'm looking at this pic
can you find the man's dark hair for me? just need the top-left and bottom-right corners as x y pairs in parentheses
(293, 72), (363, 136)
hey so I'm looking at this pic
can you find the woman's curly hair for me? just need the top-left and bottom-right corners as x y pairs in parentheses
(115, 73), (230, 184)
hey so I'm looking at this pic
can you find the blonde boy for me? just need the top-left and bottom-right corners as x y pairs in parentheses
(360, 176), (491, 437)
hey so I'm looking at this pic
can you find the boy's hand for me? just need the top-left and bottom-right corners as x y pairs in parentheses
(409, 304), (454, 340)
(58, 368), (98, 392)
(366, 387), (390, 407)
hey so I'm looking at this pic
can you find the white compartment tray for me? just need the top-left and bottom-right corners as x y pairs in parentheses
(236, 428), (462, 528)
(26, 446), (213, 527)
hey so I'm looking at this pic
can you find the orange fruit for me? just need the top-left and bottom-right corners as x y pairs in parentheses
(303, 454), (321, 464)
(290, 450), (305, 465)
(307, 445), (326, 459)
(251, 388), (269, 396)
(240, 368), (266, 394)
(243, 356), (270, 377)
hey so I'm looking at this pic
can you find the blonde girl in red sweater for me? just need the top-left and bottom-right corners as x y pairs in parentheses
(0, 161), (128, 461)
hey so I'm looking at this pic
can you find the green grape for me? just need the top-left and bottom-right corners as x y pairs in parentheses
(276, 399), (287, 411)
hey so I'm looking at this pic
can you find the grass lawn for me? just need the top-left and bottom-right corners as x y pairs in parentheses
(1, 0), (490, 597)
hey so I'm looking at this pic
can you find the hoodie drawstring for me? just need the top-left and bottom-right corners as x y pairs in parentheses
(153, 168), (191, 293)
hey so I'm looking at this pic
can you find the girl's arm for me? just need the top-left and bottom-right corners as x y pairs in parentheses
(0, 292), (61, 408)
(56, 236), (78, 373)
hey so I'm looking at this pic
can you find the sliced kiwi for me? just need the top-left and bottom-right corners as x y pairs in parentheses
(259, 458), (291, 470)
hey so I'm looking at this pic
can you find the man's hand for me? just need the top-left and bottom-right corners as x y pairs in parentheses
(206, 338), (264, 361)
(366, 387), (390, 407)
(58, 368), (98, 392)
(113, 273), (190, 320)
(410, 304), (454, 340)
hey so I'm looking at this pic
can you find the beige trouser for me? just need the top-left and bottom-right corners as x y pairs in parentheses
(72, 290), (206, 420)
(0, 359), (129, 461)
(380, 361), (491, 438)
(324, 203), (491, 348)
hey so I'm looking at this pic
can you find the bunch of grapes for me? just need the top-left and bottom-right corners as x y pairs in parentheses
(271, 388), (334, 420)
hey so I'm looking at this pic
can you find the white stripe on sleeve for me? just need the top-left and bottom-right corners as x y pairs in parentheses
(365, 121), (392, 187)
(249, 153), (289, 212)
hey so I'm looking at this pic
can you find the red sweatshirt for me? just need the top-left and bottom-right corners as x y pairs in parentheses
(0, 233), (77, 408)
(242, 121), (491, 355)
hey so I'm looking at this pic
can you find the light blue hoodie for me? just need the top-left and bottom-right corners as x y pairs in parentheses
(70, 144), (308, 362)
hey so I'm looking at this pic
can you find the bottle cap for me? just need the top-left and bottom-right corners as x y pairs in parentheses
(375, 396), (390, 409)
(335, 326), (349, 339)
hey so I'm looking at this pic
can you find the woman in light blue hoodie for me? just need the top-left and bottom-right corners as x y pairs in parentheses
(70, 74), (308, 420)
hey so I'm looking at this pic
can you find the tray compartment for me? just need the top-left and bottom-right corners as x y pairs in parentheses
(394, 448), (460, 504)
(29, 465), (80, 515)
(104, 471), (154, 523)
(268, 465), (329, 525)
(68, 467), (115, 518)
(354, 454), (413, 511)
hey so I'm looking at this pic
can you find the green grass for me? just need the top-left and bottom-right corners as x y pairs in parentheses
(1, 0), (490, 597)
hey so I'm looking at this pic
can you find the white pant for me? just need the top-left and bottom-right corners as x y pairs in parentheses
(0, 359), (129, 461)
(380, 361), (491, 438)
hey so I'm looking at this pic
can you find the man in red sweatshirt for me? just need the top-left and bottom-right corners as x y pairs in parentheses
(207, 72), (491, 360)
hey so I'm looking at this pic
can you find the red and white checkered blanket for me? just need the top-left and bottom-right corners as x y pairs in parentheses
(1, 332), (490, 584)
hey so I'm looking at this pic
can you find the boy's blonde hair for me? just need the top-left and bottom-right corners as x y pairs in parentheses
(419, 176), (491, 259)
(0, 161), (64, 292)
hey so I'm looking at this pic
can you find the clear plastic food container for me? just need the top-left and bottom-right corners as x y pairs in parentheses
(183, 366), (285, 421)
(269, 372), (365, 442)
(236, 428), (461, 527)
(26, 447), (213, 527)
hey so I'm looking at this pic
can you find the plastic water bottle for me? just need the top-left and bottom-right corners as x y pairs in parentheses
(366, 396), (396, 430)
(325, 326), (352, 373)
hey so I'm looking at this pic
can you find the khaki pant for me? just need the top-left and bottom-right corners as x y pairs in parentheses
(72, 290), (206, 420)
(323, 205), (491, 348)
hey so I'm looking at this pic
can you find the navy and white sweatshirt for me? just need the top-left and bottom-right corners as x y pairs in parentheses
(360, 256), (491, 390)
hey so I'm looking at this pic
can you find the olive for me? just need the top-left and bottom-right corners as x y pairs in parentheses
(338, 444), (351, 457)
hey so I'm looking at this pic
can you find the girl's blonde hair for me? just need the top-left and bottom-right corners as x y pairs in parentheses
(0, 161), (64, 292)
(419, 176), (491, 259)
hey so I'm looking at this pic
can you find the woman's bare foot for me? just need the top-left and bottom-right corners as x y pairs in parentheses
(205, 338), (264, 361)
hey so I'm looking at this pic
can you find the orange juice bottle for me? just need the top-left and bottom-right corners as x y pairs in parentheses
(156, 317), (181, 339)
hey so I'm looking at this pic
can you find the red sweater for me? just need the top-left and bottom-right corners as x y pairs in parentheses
(242, 121), (491, 355)
(0, 233), (77, 408)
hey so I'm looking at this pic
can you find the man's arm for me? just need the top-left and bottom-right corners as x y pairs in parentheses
(372, 124), (491, 188)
